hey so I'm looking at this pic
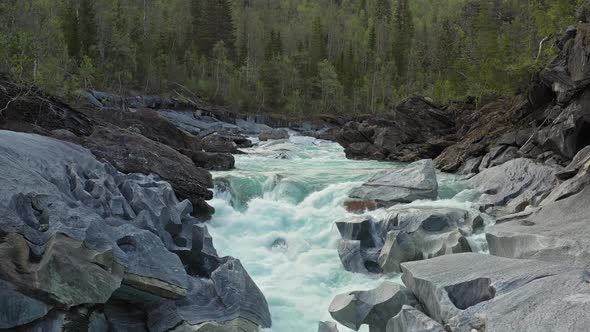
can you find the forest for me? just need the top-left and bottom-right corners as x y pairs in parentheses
(0, 0), (584, 115)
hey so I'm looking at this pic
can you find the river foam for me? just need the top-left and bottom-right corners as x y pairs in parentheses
(209, 135), (482, 332)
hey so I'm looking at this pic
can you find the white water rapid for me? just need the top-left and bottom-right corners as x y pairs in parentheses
(209, 135), (489, 332)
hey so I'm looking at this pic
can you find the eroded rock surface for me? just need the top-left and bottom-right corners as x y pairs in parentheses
(0, 130), (271, 331)
(329, 282), (419, 332)
(401, 253), (590, 332)
(468, 158), (558, 214)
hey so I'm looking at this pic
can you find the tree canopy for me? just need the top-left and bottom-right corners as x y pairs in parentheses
(0, 0), (583, 115)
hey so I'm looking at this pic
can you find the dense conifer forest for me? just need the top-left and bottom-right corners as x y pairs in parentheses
(0, 0), (583, 114)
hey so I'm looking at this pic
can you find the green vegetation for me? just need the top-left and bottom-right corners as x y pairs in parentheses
(0, 0), (583, 114)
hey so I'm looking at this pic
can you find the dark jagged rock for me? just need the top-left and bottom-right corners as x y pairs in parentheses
(0, 130), (270, 331)
(81, 126), (214, 216)
(401, 254), (590, 332)
(329, 282), (420, 332)
(0, 79), (95, 136)
(349, 160), (438, 208)
(542, 23), (590, 103)
(183, 150), (235, 171)
(468, 158), (558, 214)
(434, 96), (532, 173)
(536, 91), (590, 159)
(336, 97), (455, 162)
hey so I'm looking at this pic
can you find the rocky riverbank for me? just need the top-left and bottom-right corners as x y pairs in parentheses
(319, 22), (590, 332)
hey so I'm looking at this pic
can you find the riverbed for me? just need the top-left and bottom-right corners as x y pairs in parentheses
(209, 135), (484, 332)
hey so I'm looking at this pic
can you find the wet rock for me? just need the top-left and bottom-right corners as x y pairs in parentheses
(377, 207), (477, 273)
(329, 281), (419, 332)
(337, 240), (381, 274)
(201, 133), (240, 154)
(183, 150), (235, 171)
(386, 305), (444, 332)
(349, 160), (438, 207)
(335, 216), (376, 248)
(147, 259), (272, 332)
(468, 158), (558, 214)
(259, 128), (289, 141)
(318, 321), (340, 332)
(270, 237), (288, 251)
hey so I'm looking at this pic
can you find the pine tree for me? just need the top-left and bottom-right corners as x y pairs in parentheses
(376, 0), (392, 22)
(79, 0), (97, 58)
(392, 0), (413, 81)
(62, 0), (80, 59)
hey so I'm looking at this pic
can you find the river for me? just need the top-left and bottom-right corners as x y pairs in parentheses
(209, 135), (485, 332)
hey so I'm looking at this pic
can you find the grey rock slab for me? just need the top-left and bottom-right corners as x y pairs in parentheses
(446, 269), (590, 332)
(386, 305), (444, 332)
(329, 281), (419, 331)
(349, 160), (438, 207)
(468, 158), (558, 214)
(400, 253), (576, 324)
(487, 185), (590, 268)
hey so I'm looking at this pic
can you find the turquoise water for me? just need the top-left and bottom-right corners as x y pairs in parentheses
(209, 136), (476, 332)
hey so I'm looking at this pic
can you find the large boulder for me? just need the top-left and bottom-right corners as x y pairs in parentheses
(329, 282), (419, 332)
(377, 207), (479, 273)
(401, 253), (590, 331)
(349, 159), (438, 208)
(0, 130), (271, 331)
(335, 206), (482, 275)
(467, 158), (558, 214)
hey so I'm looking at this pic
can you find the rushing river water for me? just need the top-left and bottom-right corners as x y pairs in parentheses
(209, 135), (484, 332)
